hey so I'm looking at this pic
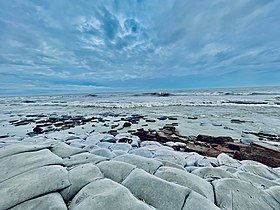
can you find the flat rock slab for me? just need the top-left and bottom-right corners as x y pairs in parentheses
(182, 191), (221, 210)
(69, 178), (154, 210)
(240, 164), (279, 180)
(0, 149), (63, 183)
(191, 167), (235, 181)
(235, 171), (280, 190)
(0, 143), (51, 159)
(122, 168), (191, 210)
(63, 152), (108, 167)
(155, 166), (214, 202)
(213, 178), (280, 210)
(97, 160), (136, 183)
(50, 142), (85, 158)
(114, 154), (162, 174)
(61, 163), (103, 202)
(10, 193), (67, 210)
(0, 165), (70, 209)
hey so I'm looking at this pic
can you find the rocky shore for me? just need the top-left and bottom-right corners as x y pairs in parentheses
(1, 129), (280, 210)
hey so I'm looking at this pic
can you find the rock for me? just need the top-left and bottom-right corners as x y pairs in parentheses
(85, 133), (116, 145)
(129, 147), (154, 158)
(196, 157), (219, 167)
(185, 153), (204, 166)
(240, 164), (279, 180)
(234, 171), (279, 190)
(140, 141), (162, 147)
(112, 149), (127, 156)
(10, 193), (67, 210)
(61, 163), (103, 202)
(111, 143), (132, 152)
(191, 167), (235, 181)
(123, 122), (132, 127)
(63, 153), (107, 167)
(154, 148), (186, 166)
(69, 178), (154, 210)
(217, 153), (241, 167)
(182, 191), (221, 210)
(197, 135), (234, 144)
(0, 165), (70, 209)
(213, 178), (279, 210)
(0, 143), (51, 159)
(96, 142), (114, 149)
(158, 160), (185, 170)
(114, 154), (162, 174)
(265, 186), (280, 204)
(0, 149), (63, 183)
(97, 160), (136, 183)
(154, 166), (214, 202)
(33, 126), (44, 134)
(50, 142), (85, 158)
(90, 148), (116, 159)
(122, 169), (190, 210)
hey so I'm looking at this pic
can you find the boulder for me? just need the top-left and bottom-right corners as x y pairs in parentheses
(69, 178), (154, 210)
(154, 148), (185, 166)
(154, 166), (214, 202)
(0, 165), (70, 209)
(50, 142), (85, 158)
(240, 165), (279, 180)
(182, 191), (221, 210)
(213, 178), (279, 210)
(111, 143), (132, 152)
(0, 149), (63, 183)
(184, 153), (204, 166)
(191, 167), (235, 181)
(90, 148), (116, 159)
(234, 171), (279, 190)
(97, 160), (136, 183)
(61, 163), (103, 202)
(0, 143), (51, 159)
(63, 152), (107, 167)
(129, 147), (154, 158)
(85, 133), (116, 145)
(10, 193), (67, 210)
(122, 168), (190, 210)
(114, 154), (162, 174)
(217, 153), (241, 167)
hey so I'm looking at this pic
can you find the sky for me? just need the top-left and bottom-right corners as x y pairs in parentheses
(0, 0), (280, 95)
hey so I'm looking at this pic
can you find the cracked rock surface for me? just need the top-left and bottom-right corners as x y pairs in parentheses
(1, 132), (280, 210)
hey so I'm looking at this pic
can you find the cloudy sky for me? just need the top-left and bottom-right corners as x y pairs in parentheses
(0, 0), (279, 95)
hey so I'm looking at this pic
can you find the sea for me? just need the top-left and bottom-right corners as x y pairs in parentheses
(1, 86), (280, 142)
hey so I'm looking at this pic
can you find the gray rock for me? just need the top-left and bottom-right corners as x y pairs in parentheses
(265, 186), (280, 204)
(182, 191), (221, 210)
(111, 143), (132, 152)
(0, 165), (70, 209)
(154, 148), (185, 166)
(61, 163), (103, 202)
(90, 148), (116, 159)
(184, 153), (204, 166)
(97, 160), (136, 183)
(185, 166), (200, 173)
(122, 168), (190, 210)
(114, 154), (162, 174)
(240, 165), (279, 180)
(235, 171), (280, 190)
(129, 147), (154, 158)
(218, 165), (239, 174)
(155, 166), (214, 202)
(217, 153), (241, 167)
(0, 149), (63, 183)
(112, 149), (127, 156)
(196, 157), (218, 167)
(96, 142), (114, 149)
(50, 142), (85, 158)
(158, 159), (185, 170)
(10, 193), (67, 210)
(0, 143), (51, 159)
(140, 141), (162, 147)
(213, 178), (279, 210)
(115, 133), (140, 147)
(192, 167), (235, 181)
(63, 152), (107, 167)
(85, 133), (116, 145)
(69, 178), (154, 210)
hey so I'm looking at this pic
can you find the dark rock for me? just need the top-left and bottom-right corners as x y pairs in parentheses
(146, 119), (156, 123)
(231, 119), (246, 124)
(33, 126), (43, 134)
(168, 117), (177, 120)
(157, 116), (167, 120)
(197, 135), (234, 144)
(123, 122), (132, 127)
(188, 117), (198, 120)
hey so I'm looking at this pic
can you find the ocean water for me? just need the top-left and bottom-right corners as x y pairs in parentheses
(0, 86), (280, 141)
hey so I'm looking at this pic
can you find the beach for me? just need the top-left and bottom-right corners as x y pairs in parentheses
(1, 86), (280, 209)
